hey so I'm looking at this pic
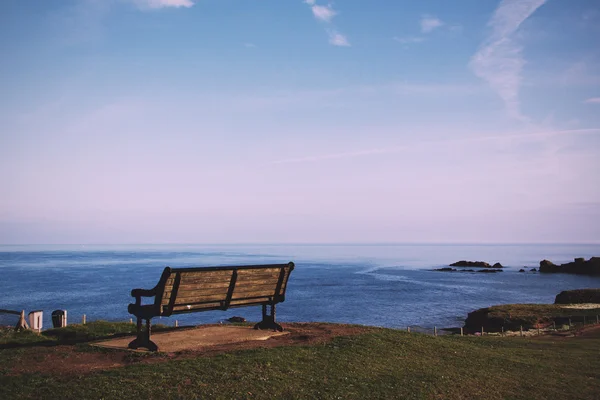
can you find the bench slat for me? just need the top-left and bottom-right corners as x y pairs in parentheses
(167, 283), (276, 298)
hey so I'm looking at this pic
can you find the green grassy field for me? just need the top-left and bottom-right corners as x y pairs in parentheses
(1, 322), (599, 399)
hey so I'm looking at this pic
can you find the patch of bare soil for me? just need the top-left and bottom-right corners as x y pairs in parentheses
(533, 324), (600, 340)
(7, 323), (373, 377)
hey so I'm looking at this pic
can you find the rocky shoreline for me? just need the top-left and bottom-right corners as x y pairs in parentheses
(462, 289), (600, 333)
(433, 257), (600, 276)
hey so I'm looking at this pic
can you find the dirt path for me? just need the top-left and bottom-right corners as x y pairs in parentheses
(7, 323), (373, 377)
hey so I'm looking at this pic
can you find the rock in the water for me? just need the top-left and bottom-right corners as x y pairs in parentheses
(539, 257), (600, 276)
(530, 268), (537, 272)
(450, 260), (492, 268)
(434, 267), (456, 272)
(477, 269), (502, 273)
(492, 263), (504, 268)
(227, 316), (246, 323)
(519, 269), (525, 272)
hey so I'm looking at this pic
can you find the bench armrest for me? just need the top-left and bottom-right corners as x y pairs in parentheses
(131, 288), (157, 298)
(131, 287), (158, 308)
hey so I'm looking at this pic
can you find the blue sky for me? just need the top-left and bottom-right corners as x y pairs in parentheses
(1, 0), (599, 244)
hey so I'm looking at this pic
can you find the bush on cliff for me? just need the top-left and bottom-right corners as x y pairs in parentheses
(554, 289), (600, 304)
(463, 304), (600, 332)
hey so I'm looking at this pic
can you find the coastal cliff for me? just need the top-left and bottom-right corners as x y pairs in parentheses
(539, 257), (600, 276)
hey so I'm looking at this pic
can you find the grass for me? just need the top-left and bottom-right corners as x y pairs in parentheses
(1, 321), (170, 347)
(1, 323), (600, 399)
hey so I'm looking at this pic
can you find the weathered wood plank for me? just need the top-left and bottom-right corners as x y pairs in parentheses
(166, 287), (229, 298)
(231, 290), (275, 299)
(229, 298), (271, 306)
(172, 302), (221, 312)
(179, 271), (233, 281)
(174, 294), (228, 304)
(236, 272), (280, 281)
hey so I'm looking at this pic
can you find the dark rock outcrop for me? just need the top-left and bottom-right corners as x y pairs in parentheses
(554, 289), (600, 304)
(492, 263), (503, 269)
(450, 260), (492, 268)
(434, 268), (502, 273)
(227, 316), (246, 323)
(539, 257), (600, 276)
(530, 268), (537, 272)
(519, 269), (525, 272)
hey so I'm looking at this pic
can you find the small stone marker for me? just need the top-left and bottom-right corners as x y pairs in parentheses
(15, 310), (28, 332)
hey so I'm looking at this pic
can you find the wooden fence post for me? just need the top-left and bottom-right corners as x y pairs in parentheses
(82, 314), (86, 325)
(175, 320), (178, 328)
(501, 326), (504, 336)
(520, 326), (523, 337)
(130, 318), (133, 324)
(552, 321), (556, 330)
(481, 326), (484, 336)
(434, 326), (437, 336)
(407, 326), (410, 333)
(460, 327), (463, 336)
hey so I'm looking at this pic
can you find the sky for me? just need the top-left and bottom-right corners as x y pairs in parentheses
(1, 0), (599, 244)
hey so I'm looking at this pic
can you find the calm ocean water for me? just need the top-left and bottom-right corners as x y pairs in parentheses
(1, 244), (599, 330)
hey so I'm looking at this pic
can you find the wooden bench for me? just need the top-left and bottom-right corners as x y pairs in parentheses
(127, 262), (295, 351)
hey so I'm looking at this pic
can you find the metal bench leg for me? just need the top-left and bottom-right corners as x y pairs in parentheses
(254, 304), (283, 332)
(128, 318), (158, 351)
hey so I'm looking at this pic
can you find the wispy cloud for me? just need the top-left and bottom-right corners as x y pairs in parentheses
(328, 30), (350, 47)
(470, 0), (547, 120)
(393, 36), (425, 45)
(271, 128), (600, 165)
(584, 97), (600, 104)
(304, 1), (350, 47)
(420, 15), (444, 33)
(131, 0), (195, 9)
(311, 5), (337, 22)
(244, 42), (256, 48)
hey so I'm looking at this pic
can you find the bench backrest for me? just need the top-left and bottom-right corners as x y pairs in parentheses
(154, 262), (294, 316)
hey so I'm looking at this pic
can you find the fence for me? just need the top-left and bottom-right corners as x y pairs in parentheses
(406, 314), (600, 337)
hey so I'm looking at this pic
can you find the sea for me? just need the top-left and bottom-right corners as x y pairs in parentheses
(1, 244), (599, 331)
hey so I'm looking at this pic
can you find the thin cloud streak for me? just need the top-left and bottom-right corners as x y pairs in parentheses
(584, 97), (600, 104)
(393, 36), (425, 45)
(470, 0), (547, 120)
(131, 0), (195, 9)
(270, 128), (600, 164)
(420, 15), (444, 33)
